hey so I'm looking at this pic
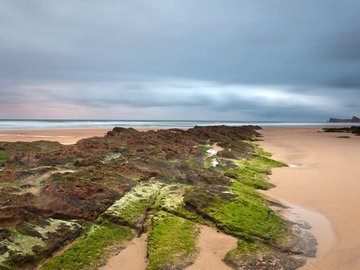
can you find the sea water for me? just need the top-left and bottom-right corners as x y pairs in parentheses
(0, 120), (359, 130)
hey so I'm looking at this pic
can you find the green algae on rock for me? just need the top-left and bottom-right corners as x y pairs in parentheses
(0, 218), (83, 270)
(0, 150), (9, 166)
(147, 211), (199, 270)
(225, 239), (305, 270)
(103, 181), (163, 231)
(184, 181), (287, 243)
(41, 220), (132, 270)
(0, 229), (45, 268)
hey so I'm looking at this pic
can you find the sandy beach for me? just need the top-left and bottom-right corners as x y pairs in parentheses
(0, 129), (112, 144)
(260, 128), (360, 270)
(185, 226), (237, 270)
(0, 128), (169, 145)
(2, 127), (360, 269)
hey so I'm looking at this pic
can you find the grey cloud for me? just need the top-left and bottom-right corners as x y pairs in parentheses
(0, 1), (359, 120)
(1, 81), (359, 120)
(330, 76), (360, 88)
(0, 0), (360, 85)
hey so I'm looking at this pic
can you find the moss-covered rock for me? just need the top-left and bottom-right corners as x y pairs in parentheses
(103, 181), (164, 231)
(147, 211), (199, 270)
(41, 220), (132, 270)
(225, 239), (305, 270)
(0, 218), (83, 270)
(0, 126), (315, 269)
(184, 182), (288, 243)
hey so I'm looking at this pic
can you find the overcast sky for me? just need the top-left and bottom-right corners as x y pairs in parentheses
(0, 0), (359, 120)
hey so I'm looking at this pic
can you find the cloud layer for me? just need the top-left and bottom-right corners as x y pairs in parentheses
(0, 81), (357, 120)
(0, 1), (359, 120)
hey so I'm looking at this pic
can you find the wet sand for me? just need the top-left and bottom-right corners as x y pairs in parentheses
(0, 129), (112, 144)
(185, 226), (237, 270)
(101, 226), (237, 270)
(260, 128), (360, 270)
(101, 234), (148, 270)
(0, 128), (165, 145)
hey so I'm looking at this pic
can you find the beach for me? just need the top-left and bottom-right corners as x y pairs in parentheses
(260, 128), (360, 270)
(0, 129), (112, 144)
(0, 128), (171, 145)
(1, 126), (360, 269)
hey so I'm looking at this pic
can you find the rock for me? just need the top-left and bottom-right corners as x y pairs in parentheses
(323, 126), (360, 135)
(0, 125), (316, 269)
(40, 177), (119, 220)
(328, 116), (360, 123)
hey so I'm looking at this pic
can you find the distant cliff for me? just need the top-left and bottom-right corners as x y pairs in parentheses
(328, 116), (360, 123)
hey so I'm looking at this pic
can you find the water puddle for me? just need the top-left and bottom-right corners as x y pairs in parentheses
(285, 202), (335, 258)
(206, 143), (223, 157)
(58, 169), (75, 174)
(211, 159), (219, 167)
(267, 161), (335, 259)
(288, 164), (299, 168)
(206, 143), (223, 168)
(268, 195), (335, 259)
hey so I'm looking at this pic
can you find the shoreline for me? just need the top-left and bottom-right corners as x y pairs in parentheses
(0, 125), (355, 145)
(260, 128), (360, 269)
(2, 126), (360, 269)
(0, 129), (112, 144)
(0, 128), (167, 145)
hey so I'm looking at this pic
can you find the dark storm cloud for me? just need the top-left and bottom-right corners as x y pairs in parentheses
(0, 0), (359, 119)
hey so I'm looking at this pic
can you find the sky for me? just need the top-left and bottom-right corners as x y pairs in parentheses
(0, 0), (359, 121)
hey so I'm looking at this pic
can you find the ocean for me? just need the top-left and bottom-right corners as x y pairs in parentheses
(0, 120), (359, 130)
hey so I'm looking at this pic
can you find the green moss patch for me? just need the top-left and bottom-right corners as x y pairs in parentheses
(101, 153), (122, 163)
(226, 239), (269, 260)
(103, 181), (163, 229)
(41, 220), (132, 270)
(204, 159), (213, 169)
(207, 182), (287, 242)
(196, 145), (212, 152)
(0, 150), (9, 165)
(185, 150), (289, 245)
(146, 211), (199, 270)
(156, 185), (185, 212)
(0, 218), (83, 269)
(0, 228), (45, 269)
(252, 143), (272, 158)
(225, 238), (305, 269)
(156, 184), (204, 223)
(29, 219), (81, 239)
(217, 142), (287, 190)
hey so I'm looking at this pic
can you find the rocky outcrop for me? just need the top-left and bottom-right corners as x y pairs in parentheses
(323, 126), (360, 136)
(328, 116), (360, 123)
(0, 126), (315, 270)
